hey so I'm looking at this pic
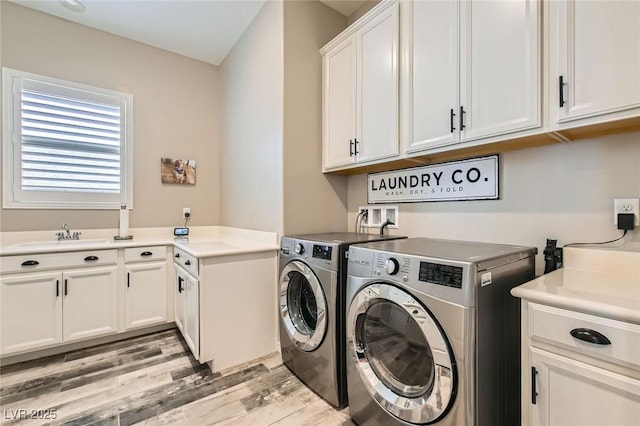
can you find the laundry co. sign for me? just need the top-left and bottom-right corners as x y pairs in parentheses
(368, 155), (499, 203)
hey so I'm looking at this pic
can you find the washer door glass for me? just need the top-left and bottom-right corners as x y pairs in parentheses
(348, 283), (456, 424)
(280, 261), (327, 352)
(362, 301), (435, 398)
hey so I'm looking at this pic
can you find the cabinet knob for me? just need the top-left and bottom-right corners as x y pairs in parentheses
(175, 253), (180, 258)
(140, 251), (153, 257)
(84, 256), (99, 262)
(21, 260), (39, 267)
(185, 260), (191, 266)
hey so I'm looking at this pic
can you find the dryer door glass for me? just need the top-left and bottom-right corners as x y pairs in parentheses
(279, 261), (327, 352)
(348, 283), (455, 424)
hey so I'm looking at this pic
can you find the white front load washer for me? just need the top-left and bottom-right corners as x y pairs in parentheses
(346, 238), (536, 425)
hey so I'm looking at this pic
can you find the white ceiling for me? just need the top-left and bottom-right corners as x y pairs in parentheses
(318, 0), (368, 17)
(8, 0), (368, 67)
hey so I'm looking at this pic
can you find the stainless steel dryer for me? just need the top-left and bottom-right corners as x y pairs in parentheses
(279, 233), (406, 408)
(346, 238), (536, 425)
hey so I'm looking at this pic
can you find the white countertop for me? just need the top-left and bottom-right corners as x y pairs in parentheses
(511, 244), (640, 324)
(0, 226), (279, 258)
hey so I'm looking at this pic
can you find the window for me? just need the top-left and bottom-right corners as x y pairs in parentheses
(2, 68), (133, 209)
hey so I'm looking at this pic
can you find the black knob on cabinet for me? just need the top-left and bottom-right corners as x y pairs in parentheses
(385, 258), (400, 275)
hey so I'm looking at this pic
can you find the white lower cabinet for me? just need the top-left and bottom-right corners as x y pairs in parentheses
(0, 263), (118, 355)
(172, 247), (277, 371)
(183, 270), (199, 358)
(124, 246), (168, 331)
(174, 264), (186, 334)
(520, 302), (640, 426)
(174, 262), (199, 359)
(530, 347), (640, 426)
(62, 266), (118, 342)
(0, 271), (62, 354)
(125, 261), (168, 330)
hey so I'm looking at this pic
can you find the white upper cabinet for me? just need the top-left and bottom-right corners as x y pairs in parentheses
(550, 0), (640, 124)
(324, 36), (356, 169)
(460, 0), (540, 140)
(401, 0), (459, 152)
(402, 0), (540, 154)
(357, 4), (399, 163)
(322, 0), (399, 171)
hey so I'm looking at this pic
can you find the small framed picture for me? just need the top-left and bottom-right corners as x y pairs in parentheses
(161, 158), (196, 185)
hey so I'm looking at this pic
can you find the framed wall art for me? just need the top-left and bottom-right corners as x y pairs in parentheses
(161, 158), (196, 185)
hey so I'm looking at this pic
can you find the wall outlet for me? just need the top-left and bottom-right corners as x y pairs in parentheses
(358, 205), (399, 229)
(183, 207), (191, 219)
(613, 198), (639, 226)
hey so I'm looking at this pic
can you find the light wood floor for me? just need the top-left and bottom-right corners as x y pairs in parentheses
(0, 329), (354, 426)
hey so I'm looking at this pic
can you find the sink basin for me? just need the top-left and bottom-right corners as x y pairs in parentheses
(13, 239), (112, 248)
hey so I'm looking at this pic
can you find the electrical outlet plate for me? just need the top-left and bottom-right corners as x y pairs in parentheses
(613, 198), (639, 226)
(183, 207), (191, 219)
(358, 205), (399, 228)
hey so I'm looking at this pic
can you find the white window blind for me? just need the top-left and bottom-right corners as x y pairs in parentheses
(3, 68), (133, 209)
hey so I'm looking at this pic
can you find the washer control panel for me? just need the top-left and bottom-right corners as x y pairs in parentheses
(374, 254), (411, 277)
(418, 261), (463, 289)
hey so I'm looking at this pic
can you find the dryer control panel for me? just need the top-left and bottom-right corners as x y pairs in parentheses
(312, 244), (333, 260)
(280, 237), (338, 270)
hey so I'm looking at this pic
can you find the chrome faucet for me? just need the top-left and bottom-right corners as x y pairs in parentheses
(56, 224), (81, 240)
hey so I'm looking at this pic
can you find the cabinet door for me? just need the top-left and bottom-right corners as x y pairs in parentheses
(553, 0), (640, 122)
(183, 271), (200, 360)
(62, 266), (118, 342)
(125, 262), (168, 330)
(402, 0), (459, 153)
(357, 1), (399, 163)
(323, 36), (357, 170)
(174, 265), (186, 334)
(529, 348), (640, 426)
(460, 0), (540, 141)
(0, 272), (62, 355)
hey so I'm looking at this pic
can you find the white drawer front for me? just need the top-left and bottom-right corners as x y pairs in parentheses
(124, 246), (167, 263)
(529, 303), (640, 369)
(1, 250), (118, 274)
(173, 248), (198, 276)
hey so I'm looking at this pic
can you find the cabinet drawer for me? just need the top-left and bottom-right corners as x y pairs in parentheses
(173, 248), (198, 276)
(529, 303), (640, 369)
(124, 246), (167, 263)
(1, 250), (118, 274)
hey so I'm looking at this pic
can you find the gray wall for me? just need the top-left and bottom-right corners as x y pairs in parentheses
(219, 0), (284, 234)
(347, 132), (640, 274)
(282, 0), (349, 235)
(0, 2), (221, 231)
